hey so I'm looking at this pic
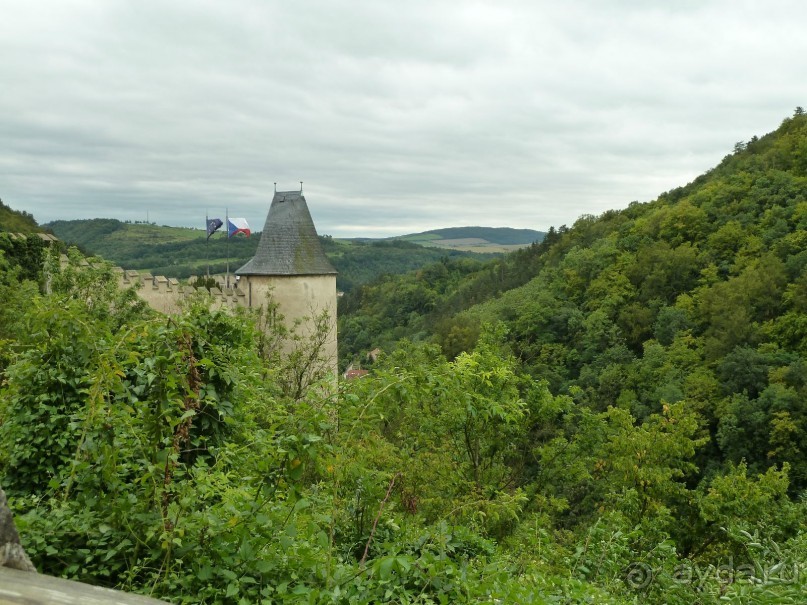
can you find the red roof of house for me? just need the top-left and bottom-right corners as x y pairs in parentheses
(344, 369), (369, 380)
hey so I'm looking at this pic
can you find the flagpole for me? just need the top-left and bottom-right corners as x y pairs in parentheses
(225, 208), (230, 289)
(205, 210), (210, 279)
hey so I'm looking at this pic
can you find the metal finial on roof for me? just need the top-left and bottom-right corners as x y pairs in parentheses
(300, 181), (303, 193)
(274, 182), (277, 193)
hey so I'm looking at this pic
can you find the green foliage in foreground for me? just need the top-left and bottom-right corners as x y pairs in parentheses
(1, 250), (807, 604)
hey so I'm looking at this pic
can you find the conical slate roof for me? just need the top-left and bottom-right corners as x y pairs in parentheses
(236, 191), (337, 276)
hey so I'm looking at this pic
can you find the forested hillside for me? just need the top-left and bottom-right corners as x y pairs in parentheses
(45, 219), (494, 292)
(392, 226), (545, 251)
(338, 242), (548, 365)
(414, 226), (544, 244)
(343, 109), (807, 475)
(337, 111), (807, 601)
(322, 237), (497, 292)
(45, 219), (258, 279)
(0, 198), (41, 234)
(432, 110), (807, 488)
(2, 111), (807, 604)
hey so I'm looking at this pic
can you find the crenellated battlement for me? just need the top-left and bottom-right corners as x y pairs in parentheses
(57, 254), (248, 315)
(118, 267), (247, 314)
(4, 232), (59, 243)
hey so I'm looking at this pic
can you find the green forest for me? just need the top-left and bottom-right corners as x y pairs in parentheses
(2, 110), (807, 603)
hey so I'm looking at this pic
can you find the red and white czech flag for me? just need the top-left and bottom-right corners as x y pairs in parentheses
(227, 217), (250, 238)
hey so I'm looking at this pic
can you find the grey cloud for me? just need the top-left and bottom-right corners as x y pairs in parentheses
(2, 1), (806, 237)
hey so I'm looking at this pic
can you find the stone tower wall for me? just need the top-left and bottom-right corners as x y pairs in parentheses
(239, 273), (338, 371)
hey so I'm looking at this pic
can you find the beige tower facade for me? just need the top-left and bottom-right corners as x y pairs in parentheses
(236, 190), (338, 377)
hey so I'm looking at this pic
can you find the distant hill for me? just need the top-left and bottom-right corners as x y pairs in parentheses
(45, 218), (256, 279)
(45, 219), (501, 292)
(393, 226), (544, 252)
(321, 237), (498, 292)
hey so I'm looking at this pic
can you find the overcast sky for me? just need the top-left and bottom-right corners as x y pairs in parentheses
(2, 1), (805, 237)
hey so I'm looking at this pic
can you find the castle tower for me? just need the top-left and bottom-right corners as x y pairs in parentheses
(236, 189), (338, 377)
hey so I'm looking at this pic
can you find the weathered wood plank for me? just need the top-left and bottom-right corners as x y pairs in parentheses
(0, 567), (168, 604)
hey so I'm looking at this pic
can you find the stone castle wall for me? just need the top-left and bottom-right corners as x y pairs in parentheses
(115, 266), (338, 376)
(118, 269), (246, 314)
